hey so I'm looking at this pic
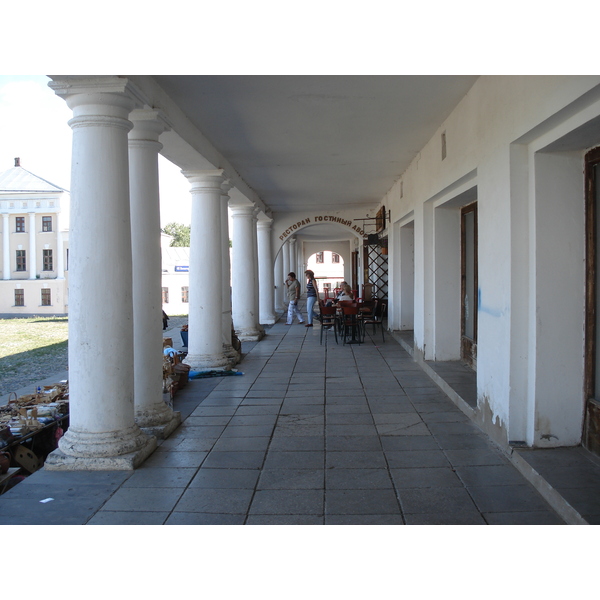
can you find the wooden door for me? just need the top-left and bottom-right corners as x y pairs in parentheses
(584, 147), (600, 455)
(461, 203), (478, 368)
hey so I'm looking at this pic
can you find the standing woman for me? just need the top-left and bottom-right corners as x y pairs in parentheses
(304, 269), (318, 327)
(285, 272), (305, 325)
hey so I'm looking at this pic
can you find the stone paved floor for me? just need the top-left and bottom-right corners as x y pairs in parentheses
(0, 317), (565, 525)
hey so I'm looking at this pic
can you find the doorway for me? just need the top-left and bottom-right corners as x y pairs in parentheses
(461, 202), (478, 368)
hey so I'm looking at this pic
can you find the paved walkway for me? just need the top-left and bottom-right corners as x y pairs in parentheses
(0, 315), (570, 524)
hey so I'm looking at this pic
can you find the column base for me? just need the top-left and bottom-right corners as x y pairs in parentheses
(261, 313), (277, 325)
(184, 351), (230, 371)
(135, 401), (179, 429)
(235, 326), (265, 342)
(45, 435), (157, 471)
(223, 343), (241, 365)
(140, 411), (181, 440)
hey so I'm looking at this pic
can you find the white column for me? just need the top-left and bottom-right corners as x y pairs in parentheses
(282, 240), (291, 307)
(283, 240), (290, 278)
(290, 237), (298, 281)
(55, 211), (65, 279)
(2, 213), (9, 280)
(45, 77), (155, 470)
(252, 209), (263, 332)
(183, 169), (229, 370)
(129, 109), (180, 437)
(257, 218), (276, 324)
(231, 204), (264, 341)
(274, 247), (284, 312)
(220, 181), (239, 363)
(28, 212), (37, 280)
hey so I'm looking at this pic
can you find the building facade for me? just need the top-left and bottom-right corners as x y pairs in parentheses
(160, 238), (190, 317)
(0, 159), (69, 316)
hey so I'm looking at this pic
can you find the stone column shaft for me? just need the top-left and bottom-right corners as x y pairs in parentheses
(282, 240), (290, 282)
(290, 237), (298, 284)
(231, 205), (264, 341)
(183, 169), (229, 370)
(274, 246), (284, 312)
(45, 77), (155, 470)
(257, 218), (276, 324)
(129, 109), (180, 437)
(220, 182), (239, 363)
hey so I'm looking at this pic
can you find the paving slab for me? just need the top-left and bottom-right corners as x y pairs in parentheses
(0, 315), (584, 525)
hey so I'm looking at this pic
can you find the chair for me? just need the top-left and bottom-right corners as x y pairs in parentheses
(336, 300), (356, 338)
(337, 300), (356, 308)
(363, 299), (387, 342)
(340, 305), (362, 345)
(359, 299), (377, 319)
(319, 305), (338, 345)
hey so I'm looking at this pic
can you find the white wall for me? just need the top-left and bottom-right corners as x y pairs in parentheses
(382, 76), (600, 448)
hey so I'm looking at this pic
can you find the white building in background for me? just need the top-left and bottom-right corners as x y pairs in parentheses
(0, 168), (191, 319)
(305, 249), (345, 295)
(160, 233), (190, 316)
(0, 159), (70, 316)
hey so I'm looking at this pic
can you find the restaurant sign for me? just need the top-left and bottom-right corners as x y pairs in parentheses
(279, 215), (365, 241)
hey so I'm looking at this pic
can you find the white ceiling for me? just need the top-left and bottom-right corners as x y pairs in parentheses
(153, 75), (478, 215)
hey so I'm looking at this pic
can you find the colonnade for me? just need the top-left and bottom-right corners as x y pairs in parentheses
(44, 76), (279, 470)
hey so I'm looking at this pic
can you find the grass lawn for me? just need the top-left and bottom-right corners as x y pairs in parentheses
(0, 317), (69, 397)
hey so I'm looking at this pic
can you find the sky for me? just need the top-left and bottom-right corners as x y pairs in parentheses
(0, 75), (192, 227)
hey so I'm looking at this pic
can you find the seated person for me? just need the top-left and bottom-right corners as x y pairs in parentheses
(337, 284), (354, 302)
(326, 282), (351, 306)
(335, 282), (349, 300)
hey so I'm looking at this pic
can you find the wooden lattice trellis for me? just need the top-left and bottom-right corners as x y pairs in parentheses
(364, 241), (388, 299)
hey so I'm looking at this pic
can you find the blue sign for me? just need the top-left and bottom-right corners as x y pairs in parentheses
(175, 265), (189, 272)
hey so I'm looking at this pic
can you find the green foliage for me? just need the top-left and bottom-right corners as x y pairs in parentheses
(162, 222), (191, 247)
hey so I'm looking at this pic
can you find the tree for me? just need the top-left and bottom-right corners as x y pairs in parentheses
(162, 222), (191, 247)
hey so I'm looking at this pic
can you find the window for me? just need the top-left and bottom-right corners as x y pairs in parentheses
(43, 249), (53, 271)
(162, 287), (169, 303)
(332, 253), (340, 263)
(16, 250), (26, 271)
(16, 216), (25, 232)
(41, 289), (51, 306)
(14, 289), (24, 306)
(42, 216), (52, 232)
(316, 252), (324, 263)
(182, 286), (189, 303)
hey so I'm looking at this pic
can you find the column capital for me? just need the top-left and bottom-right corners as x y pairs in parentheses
(257, 218), (273, 231)
(129, 109), (170, 146)
(182, 169), (227, 193)
(220, 178), (234, 197)
(49, 75), (146, 110)
(230, 204), (256, 218)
